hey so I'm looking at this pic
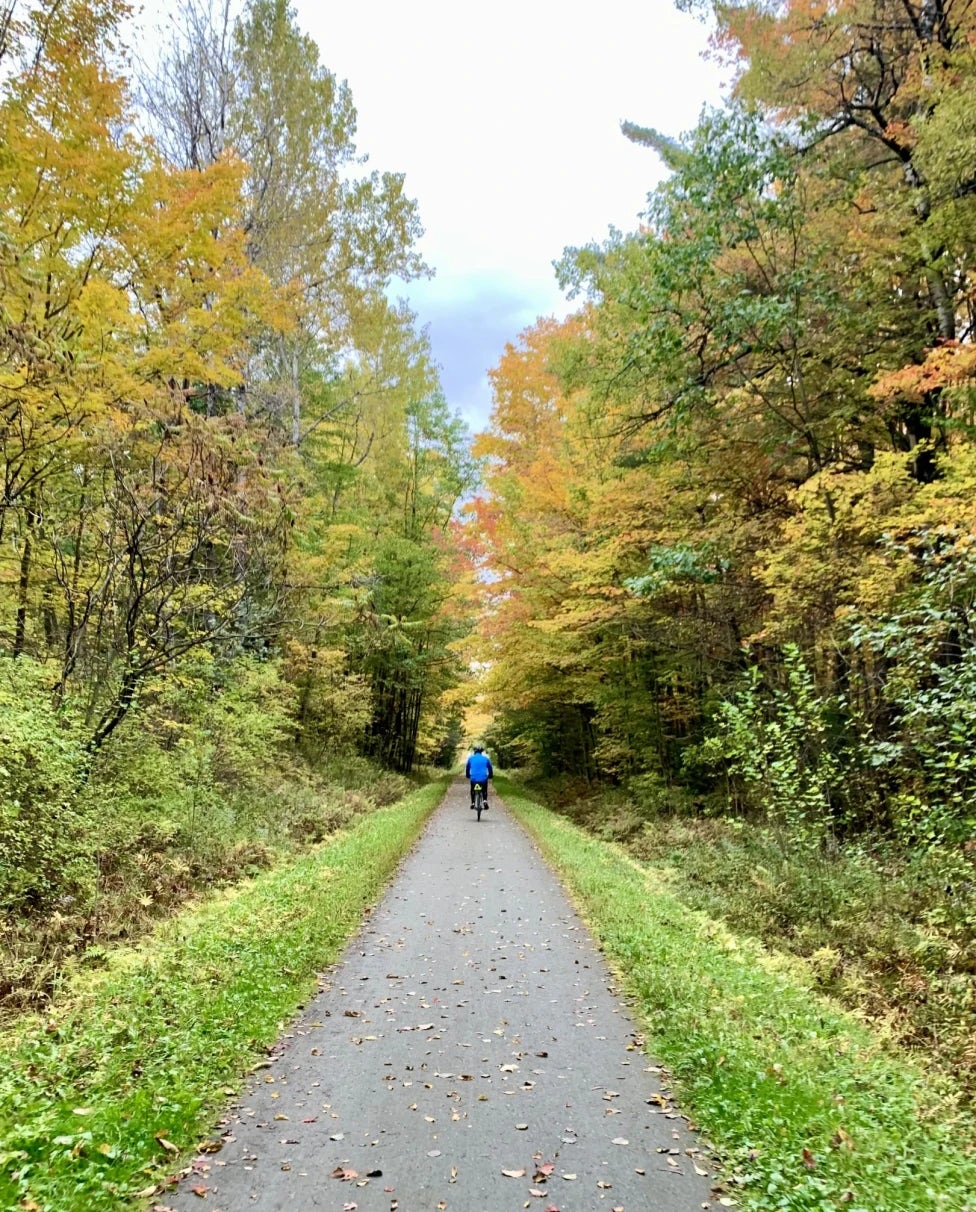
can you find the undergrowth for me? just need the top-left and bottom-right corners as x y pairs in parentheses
(1, 747), (416, 1023)
(529, 779), (976, 1092)
(501, 778), (976, 1212)
(0, 780), (445, 1212)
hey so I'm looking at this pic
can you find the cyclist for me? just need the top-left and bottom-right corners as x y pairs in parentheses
(465, 744), (493, 811)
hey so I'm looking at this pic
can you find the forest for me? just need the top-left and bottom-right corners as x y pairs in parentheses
(2, 0), (976, 1144)
(473, 0), (976, 1087)
(0, 0), (476, 1009)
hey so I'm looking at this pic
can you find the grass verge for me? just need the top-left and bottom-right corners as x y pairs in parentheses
(499, 777), (976, 1212)
(0, 781), (446, 1212)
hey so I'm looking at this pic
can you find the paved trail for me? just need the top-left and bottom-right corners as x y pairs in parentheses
(170, 783), (718, 1211)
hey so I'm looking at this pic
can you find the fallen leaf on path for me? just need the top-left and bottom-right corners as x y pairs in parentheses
(502, 1168), (527, 1178)
(597, 1180), (612, 1188)
(427, 1150), (441, 1157)
(612, 1138), (628, 1145)
(561, 1173), (577, 1181)
(189, 1188), (208, 1199)
(330, 1167), (359, 1181)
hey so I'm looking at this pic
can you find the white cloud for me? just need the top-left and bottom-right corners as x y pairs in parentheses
(133, 0), (726, 431)
(298, 1), (725, 429)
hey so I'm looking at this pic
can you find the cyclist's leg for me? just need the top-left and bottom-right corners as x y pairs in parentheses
(469, 780), (476, 808)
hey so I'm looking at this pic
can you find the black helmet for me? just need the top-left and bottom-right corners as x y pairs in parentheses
(473, 744), (484, 752)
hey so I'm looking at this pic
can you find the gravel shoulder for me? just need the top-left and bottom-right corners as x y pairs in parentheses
(167, 781), (718, 1211)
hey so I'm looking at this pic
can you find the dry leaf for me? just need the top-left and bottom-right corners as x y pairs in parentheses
(832, 1127), (854, 1150)
(502, 1168), (527, 1178)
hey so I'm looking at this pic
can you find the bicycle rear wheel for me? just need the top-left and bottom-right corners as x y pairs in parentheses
(475, 788), (484, 820)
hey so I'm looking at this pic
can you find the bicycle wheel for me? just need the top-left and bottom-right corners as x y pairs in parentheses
(475, 787), (483, 820)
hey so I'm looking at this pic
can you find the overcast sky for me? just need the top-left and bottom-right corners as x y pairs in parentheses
(289, 1), (729, 433)
(137, 0), (727, 433)
(281, 0), (722, 436)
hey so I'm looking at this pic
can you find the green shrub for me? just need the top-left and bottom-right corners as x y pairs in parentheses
(0, 657), (92, 916)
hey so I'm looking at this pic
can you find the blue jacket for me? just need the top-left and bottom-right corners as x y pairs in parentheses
(465, 752), (493, 782)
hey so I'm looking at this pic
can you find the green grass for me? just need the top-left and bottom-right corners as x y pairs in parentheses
(0, 781), (446, 1212)
(500, 777), (976, 1212)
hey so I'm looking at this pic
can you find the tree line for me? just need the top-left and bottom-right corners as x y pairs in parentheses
(475, 0), (976, 857)
(0, 0), (475, 974)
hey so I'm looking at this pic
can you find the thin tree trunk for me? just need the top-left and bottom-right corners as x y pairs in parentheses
(13, 491), (39, 656)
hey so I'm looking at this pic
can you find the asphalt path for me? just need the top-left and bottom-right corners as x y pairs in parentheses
(167, 781), (719, 1211)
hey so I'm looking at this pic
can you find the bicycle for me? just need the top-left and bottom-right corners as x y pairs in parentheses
(472, 782), (486, 821)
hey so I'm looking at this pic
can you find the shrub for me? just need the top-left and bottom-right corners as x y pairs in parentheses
(0, 657), (92, 916)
